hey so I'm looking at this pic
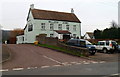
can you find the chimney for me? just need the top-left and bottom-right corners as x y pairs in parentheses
(30, 4), (34, 9)
(71, 8), (74, 13)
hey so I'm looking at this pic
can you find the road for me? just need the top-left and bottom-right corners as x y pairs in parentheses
(2, 44), (98, 70)
(2, 62), (119, 75)
(1, 44), (120, 76)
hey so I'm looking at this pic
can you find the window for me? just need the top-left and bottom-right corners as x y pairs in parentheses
(28, 24), (33, 32)
(58, 24), (62, 30)
(50, 34), (53, 37)
(50, 24), (54, 31)
(73, 25), (76, 31)
(66, 25), (69, 30)
(41, 23), (45, 30)
(22, 37), (24, 41)
(99, 42), (105, 45)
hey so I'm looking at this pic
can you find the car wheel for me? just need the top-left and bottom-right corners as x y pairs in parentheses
(103, 48), (107, 53)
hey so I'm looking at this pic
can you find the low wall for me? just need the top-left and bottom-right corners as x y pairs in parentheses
(57, 42), (89, 57)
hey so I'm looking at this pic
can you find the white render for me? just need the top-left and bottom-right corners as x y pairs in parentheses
(17, 5), (81, 44)
(118, 1), (120, 26)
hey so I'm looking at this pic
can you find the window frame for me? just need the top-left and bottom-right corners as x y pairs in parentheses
(58, 24), (62, 30)
(28, 24), (33, 32)
(73, 25), (76, 31)
(50, 24), (54, 31)
(66, 25), (69, 30)
(41, 23), (46, 30)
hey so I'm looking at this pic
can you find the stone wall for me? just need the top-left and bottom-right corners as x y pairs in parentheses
(57, 42), (89, 57)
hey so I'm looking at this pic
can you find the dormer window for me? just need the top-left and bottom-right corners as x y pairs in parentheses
(28, 24), (33, 32)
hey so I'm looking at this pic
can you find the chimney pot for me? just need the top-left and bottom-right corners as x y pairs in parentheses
(30, 4), (34, 9)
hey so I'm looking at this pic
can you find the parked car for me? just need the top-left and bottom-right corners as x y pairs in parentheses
(95, 40), (119, 53)
(66, 39), (96, 55)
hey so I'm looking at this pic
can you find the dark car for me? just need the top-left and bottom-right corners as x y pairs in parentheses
(66, 39), (96, 55)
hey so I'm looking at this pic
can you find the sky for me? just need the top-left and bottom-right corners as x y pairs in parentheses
(0, 0), (119, 35)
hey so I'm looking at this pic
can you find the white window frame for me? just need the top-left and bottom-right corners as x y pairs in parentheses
(73, 25), (76, 31)
(58, 24), (62, 30)
(50, 24), (54, 31)
(41, 23), (45, 30)
(66, 25), (69, 30)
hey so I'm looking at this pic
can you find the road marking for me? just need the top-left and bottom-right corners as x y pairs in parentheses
(83, 61), (86, 62)
(43, 55), (62, 64)
(71, 62), (78, 64)
(99, 61), (105, 63)
(53, 65), (61, 67)
(13, 68), (24, 71)
(111, 73), (119, 76)
(75, 63), (81, 65)
(65, 64), (72, 66)
(0, 69), (9, 71)
(92, 62), (98, 64)
(41, 66), (50, 68)
(84, 62), (90, 64)
(27, 67), (37, 69)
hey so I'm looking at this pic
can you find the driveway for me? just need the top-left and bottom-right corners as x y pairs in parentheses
(2, 44), (98, 70)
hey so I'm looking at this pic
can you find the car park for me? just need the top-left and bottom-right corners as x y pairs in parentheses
(95, 40), (119, 53)
(66, 39), (96, 55)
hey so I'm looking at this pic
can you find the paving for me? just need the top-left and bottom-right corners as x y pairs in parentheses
(2, 44), (99, 71)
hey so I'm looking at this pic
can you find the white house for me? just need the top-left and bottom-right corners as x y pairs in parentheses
(17, 4), (81, 44)
(84, 32), (94, 40)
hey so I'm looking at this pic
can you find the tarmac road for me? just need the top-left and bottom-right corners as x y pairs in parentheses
(2, 44), (97, 70)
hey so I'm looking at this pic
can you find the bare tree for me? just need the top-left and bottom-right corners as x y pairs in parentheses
(110, 20), (118, 28)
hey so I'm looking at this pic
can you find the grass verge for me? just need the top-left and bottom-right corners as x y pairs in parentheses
(37, 44), (84, 57)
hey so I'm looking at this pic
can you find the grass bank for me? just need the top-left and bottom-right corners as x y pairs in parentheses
(37, 44), (84, 57)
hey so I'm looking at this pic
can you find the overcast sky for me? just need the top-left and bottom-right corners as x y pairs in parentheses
(0, 0), (119, 35)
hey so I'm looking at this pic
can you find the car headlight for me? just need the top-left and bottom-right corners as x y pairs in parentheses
(88, 47), (91, 49)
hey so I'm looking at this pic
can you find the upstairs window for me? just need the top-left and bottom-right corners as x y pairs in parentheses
(66, 25), (69, 30)
(73, 25), (76, 31)
(58, 24), (62, 30)
(41, 23), (45, 30)
(28, 24), (33, 32)
(50, 24), (54, 31)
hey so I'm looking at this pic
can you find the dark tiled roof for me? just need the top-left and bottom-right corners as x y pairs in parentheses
(31, 9), (81, 23)
(54, 30), (71, 34)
